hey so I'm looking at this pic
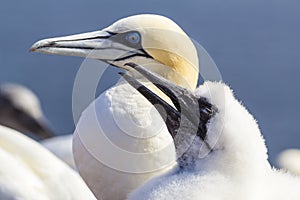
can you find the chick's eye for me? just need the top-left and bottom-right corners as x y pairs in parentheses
(125, 32), (140, 44)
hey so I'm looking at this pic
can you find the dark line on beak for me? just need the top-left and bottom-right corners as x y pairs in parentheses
(46, 31), (115, 43)
(35, 46), (103, 50)
(113, 53), (152, 62)
(105, 31), (118, 36)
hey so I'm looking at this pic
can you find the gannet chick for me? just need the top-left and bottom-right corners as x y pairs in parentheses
(0, 83), (54, 139)
(0, 125), (96, 200)
(277, 149), (300, 176)
(31, 14), (199, 199)
(122, 63), (300, 200)
(0, 83), (75, 168)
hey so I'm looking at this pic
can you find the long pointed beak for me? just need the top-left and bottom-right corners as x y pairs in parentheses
(119, 62), (217, 141)
(30, 30), (133, 61)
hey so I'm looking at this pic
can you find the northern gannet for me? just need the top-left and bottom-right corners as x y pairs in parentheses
(0, 83), (54, 139)
(31, 14), (199, 199)
(0, 125), (96, 200)
(0, 83), (75, 168)
(277, 149), (300, 176)
(122, 63), (300, 200)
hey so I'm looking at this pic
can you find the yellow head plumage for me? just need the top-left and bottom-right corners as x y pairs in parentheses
(108, 14), (199, 89)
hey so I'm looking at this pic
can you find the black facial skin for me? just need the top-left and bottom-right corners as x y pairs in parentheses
(108, 31), (143, 49)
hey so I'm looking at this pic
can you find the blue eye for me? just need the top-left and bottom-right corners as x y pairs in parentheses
(125, 32), (140, 44)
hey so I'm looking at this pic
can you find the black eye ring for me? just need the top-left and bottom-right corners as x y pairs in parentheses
(125, 32), (141, 44)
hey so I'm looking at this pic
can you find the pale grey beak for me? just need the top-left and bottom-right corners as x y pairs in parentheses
(30, 30), (151, 62)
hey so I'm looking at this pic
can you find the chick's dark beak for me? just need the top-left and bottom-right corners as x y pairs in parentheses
(119, 62), (217, 141)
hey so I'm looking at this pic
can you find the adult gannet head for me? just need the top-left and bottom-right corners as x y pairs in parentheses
(30, 14), (199, 89)
(0, 83), (55, 139)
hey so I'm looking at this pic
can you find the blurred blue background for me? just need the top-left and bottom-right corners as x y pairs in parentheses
(0, 0), (299, 165)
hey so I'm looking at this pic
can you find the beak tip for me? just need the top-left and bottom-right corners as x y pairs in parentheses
(29, 46), (36, 52)
(30, 41), (41, 53)
(30, 39), (54, 53)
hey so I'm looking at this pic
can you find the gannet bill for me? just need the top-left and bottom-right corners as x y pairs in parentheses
(31, 14), (199, 199)
(0, 83), (75, 168)
(277, 149), (300, 176)
(0, 125), (96, 200)
(123, 63), (300, 200)
(0, 83), (54, 139)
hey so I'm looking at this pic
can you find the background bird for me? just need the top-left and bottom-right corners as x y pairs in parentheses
(277, 149), (300, 176)
(0, 83), (75, 168)
(0, 83), (54, 139)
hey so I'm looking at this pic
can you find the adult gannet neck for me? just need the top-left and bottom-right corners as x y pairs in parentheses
(0, 83), (75, 168)
(0, 125), (96, 200)
(123, 63), (282, 200)
(0, 83), (54, 139)
(30, 14), (200, 200)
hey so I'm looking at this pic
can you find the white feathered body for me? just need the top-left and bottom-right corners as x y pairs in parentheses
(42, 135), (75, 168)
(0, 125), (95, 200)
(73, 81), (177, 200)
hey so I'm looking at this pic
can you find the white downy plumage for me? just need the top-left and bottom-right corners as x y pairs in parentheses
(121, 64), (300, 200)
(0, 125), (96, 200)
(277, 149), (300, 176)
(31, 14), (199, 200)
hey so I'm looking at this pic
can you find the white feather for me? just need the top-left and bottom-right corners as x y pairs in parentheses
(0, 125), (96, 200)
(277, 149), (300, 175)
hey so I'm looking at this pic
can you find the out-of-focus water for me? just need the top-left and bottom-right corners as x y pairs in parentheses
(0, 0), (299, 165)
